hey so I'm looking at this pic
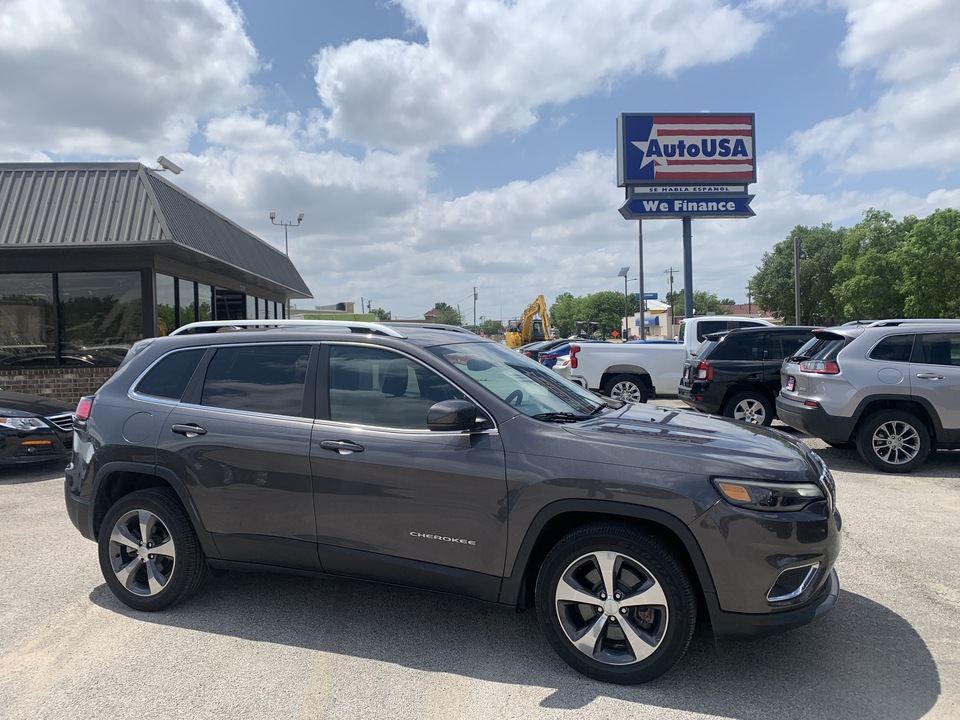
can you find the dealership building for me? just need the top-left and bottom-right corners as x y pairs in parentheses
(0, 162), (312, 400)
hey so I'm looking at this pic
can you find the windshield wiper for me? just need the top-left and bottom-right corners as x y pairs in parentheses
(531, 412), (594, 423)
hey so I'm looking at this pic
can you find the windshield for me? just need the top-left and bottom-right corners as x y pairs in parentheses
(430, 341), (606, 418)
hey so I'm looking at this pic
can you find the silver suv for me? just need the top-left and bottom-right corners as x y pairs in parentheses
(776, 320), (960, 472)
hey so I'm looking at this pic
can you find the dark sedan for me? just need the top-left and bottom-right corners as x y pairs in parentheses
(0, 390), (74, 465)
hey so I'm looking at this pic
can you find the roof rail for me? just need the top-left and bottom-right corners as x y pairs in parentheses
(170, 319), (406, 337)
(382, 322), (475, 334)
(865, 318), (960, 327)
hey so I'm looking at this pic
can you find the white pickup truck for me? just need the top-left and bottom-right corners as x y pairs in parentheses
(563, 316), (774, 402)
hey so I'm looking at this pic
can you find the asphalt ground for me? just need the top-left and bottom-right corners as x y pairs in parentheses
(1, 400), (958, 720)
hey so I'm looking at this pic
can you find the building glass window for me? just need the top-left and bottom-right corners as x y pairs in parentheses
(197, 284), (213, 321)
(156, 273), (176, 336)
(178, 278), (195, 327)
(0, 273), (56, 366)
(246, 295), (256, 320)
(59, 271), (142, 366)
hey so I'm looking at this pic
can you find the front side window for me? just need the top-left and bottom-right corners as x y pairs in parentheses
(200, 345), (310, 416)
(328, 345), (468, 429)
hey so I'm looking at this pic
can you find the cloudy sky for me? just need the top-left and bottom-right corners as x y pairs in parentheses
(2, 0), (958, 322)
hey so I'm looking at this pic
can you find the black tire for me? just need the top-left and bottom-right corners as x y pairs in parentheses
(723, 391), (774, 426)
(604, 374), (649, 403)
(535, 523), (696, 684)
(855, 410), (931, 473)
(98, 488), (207, 611)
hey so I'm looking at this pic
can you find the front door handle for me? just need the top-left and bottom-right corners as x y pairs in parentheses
(172, 423), (207, 438)
(916, 373), (945, 380)
(320, 440), (365, 455)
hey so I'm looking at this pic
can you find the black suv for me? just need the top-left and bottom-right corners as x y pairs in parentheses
(65, 320), (841, 684)
(678, 327), (815, 426)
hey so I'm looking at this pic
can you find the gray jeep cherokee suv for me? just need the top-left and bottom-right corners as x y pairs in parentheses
(65, 320), (841, 684)
(777, 320), (960, 472)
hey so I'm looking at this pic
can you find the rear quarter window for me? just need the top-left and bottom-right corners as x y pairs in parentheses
(134, 348), (206, 400)
(869, 334), (914, 363)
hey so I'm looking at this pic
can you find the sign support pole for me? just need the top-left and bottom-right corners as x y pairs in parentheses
(638, 219), (645, 340)
(682, 217), (694, 325)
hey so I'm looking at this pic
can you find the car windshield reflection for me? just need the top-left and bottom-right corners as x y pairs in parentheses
(430, 341), (604, 418)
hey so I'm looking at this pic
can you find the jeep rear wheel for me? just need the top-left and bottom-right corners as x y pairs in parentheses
(535, 523), (696, 684)
(724, 391), (773, 426)
(856, 410), (930, 473)
(604, 374), (649, 403)
(98, 488), (207, 611)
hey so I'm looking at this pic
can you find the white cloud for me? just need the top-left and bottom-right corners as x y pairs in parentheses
(790, 0), (960, 176)
(0, 0), (258, 158)
(313, 0), (767, 151)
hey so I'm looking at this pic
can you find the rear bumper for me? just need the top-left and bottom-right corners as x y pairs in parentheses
(776, 395), (857, 444)
(677, 384), (723, 415)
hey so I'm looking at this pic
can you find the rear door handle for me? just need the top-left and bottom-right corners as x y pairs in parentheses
(320, 440), (365, 455)
(915, 373), (945, 380)
(172, 423), (207, 438)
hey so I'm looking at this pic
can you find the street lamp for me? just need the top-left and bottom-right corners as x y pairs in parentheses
(270, 211), (304, 256)
(618, 266), (630, 340)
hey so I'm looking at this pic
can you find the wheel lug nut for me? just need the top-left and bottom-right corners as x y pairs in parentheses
(596, 606), (603, 614)
(614, 593), (621, 600)
(599, 593), (606, 600)
(620, 608), (628, 614)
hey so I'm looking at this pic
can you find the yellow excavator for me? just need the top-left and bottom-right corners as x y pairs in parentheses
(505, 295), (552, 349)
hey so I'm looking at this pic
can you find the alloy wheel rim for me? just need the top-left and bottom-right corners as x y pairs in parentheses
(554, 550), (668, 666)
(612, 382), (642, 403)
(872, 420), (921, 465)
(108, 509), (177, 597)
(734, 399), (766, 424)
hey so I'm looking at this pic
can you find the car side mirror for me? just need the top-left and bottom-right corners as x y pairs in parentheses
(427, 400), (487, 431)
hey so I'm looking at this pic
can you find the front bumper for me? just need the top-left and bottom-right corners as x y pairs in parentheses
(0, 428), (71, 465)
(709, 567), (840, 638)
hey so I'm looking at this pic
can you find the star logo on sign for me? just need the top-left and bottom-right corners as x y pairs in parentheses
(632, 126), (661, 172)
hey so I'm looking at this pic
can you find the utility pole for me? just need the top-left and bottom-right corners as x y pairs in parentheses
(664, 267), (676, 338)
(473, 287), (478, 331)
(745, 281), (753, 314)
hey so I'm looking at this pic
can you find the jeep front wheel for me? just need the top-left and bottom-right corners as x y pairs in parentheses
(856, 410), (931, 473)
(98, 488), (207, 611)
(535, 523), (696, 684)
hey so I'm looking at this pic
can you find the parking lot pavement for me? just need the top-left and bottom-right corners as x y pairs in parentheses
(2, 416), (959, 720)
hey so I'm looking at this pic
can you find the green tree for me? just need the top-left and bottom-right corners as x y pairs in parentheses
(665, 290), (730, 318)
(582, 290), (639, 338)
(833, 209), (911, 320)
(896, 208), (960, 317)
(370, 307), (391, 321)
(751, 224), (846, 324)
(432, 302), (461, 326)
(480, 318), (503, 336)
(548, 292), (583, 337)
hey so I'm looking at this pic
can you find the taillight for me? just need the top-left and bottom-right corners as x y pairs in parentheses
(75, 396), (94, 421)
(695, 360), (713, 381)
(799, 360), (840, 374)
(570, 345), (580, 369)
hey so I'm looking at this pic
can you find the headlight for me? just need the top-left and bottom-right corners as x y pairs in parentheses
(712, 478), (824, 512)
(0, 416), (48, 431)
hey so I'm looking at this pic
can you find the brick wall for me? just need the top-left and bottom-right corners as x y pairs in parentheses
(0, 368), (116, 405)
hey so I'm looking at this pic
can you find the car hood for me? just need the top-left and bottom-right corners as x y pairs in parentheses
(560, 403), (816, 480)
(0, 391), (74, 417)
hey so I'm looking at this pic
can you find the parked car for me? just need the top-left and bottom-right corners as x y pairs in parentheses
(777, 320), (960, 472)
(66, 319), (840, 684)
(678, 327), (816, 426)
(538, 339), (599, 368)
(0, 389), (75, 465)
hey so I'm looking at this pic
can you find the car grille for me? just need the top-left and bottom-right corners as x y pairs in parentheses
(46, 412), (74, 433)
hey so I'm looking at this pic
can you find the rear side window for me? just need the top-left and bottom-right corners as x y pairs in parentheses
(916, 333), (960, 366)
(869, 335), (914, 363)
(200, 345), (311, 416)
(708, 334), (755, 360)
(770, 332), (815, 361)
(135, 349), (205, 400)
(802, 335), (847, 362)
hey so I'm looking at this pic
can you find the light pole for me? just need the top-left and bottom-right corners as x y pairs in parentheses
(269, 211), (304, 256)
(618, 266), (630, 340)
